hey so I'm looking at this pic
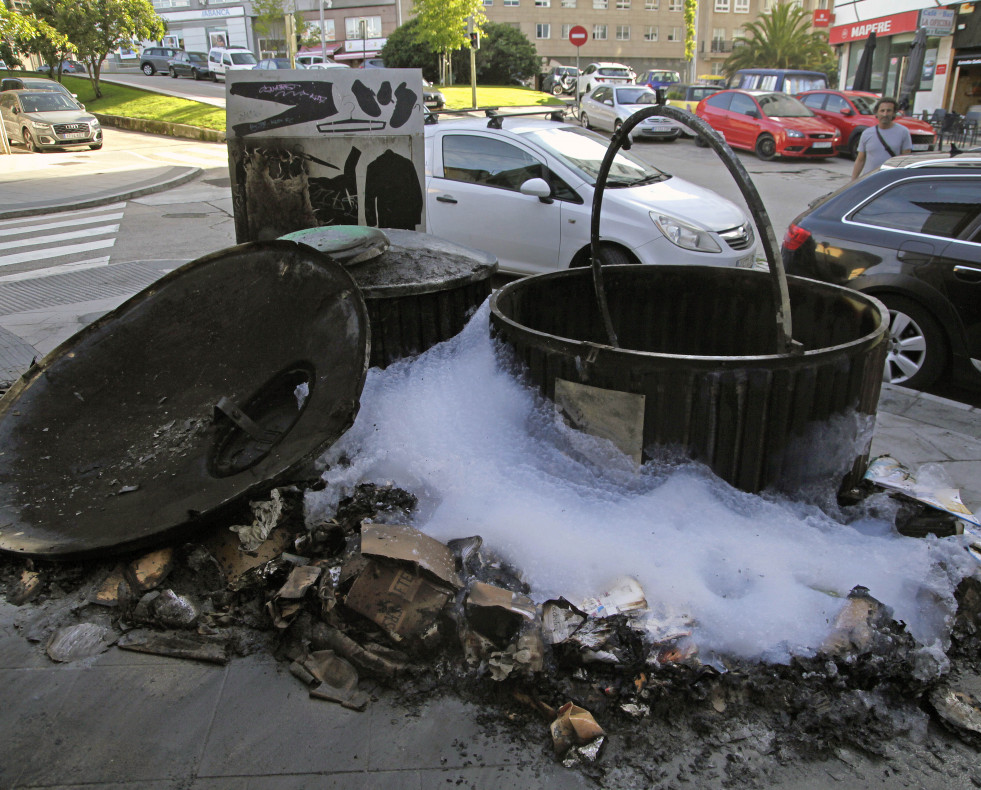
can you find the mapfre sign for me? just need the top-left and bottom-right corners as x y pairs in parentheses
(829, 9), (919, 44)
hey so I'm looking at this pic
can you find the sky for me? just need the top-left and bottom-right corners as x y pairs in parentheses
(306, 302), (976, 667)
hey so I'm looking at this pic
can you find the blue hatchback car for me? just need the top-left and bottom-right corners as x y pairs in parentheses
(636, 69), (681, 92)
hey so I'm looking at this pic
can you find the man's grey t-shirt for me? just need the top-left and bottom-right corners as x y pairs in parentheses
(857, 123), (912, 175)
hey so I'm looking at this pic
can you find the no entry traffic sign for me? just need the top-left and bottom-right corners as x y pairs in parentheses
(569, 25), (588, 47)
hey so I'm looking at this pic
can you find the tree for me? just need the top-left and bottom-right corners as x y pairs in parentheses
(252, 0), (308, 56)
(55, 0), (165, 98)
(723, 1), (834, 77)
(451, 21), (538, 85)
(1, 3), (72, 69)
(379, 17), (440, 81)
(412, 0), (486, 84)
(25, 0), (76, 79)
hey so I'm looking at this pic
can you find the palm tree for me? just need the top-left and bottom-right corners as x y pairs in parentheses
(723, 2), (835, 77)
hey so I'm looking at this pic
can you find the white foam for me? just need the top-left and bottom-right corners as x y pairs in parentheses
(307, 302), (976, 664)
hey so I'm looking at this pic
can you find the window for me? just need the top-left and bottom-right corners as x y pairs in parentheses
(644, 26), (659, 41)
(668, 0), (682, 10)
(706, 92), (732, 110)
(715, 0), (729, 10)
(762, 0), (776, 10)
(561, 0), (576, 6)
(645, 0), (659, 7)
(734, 0), (748, 10)
(503, 0), (518, 5)
(441, 135), (546, 193)
(537, 23), (550, 38)
(593, 24), (608, 38)
(825, 94), (849, 113)
(344, 16), (381, 38)
(616, 0), (631, 7)
(536, 0), (550, 6)
(729, 93), (758, 115)
(800, 93), (825, 109)
(852, 179), (981, 239)
(483, 0), (492, 5)
(667, 26), (681, 40)
(616, 25), (630, 39)
(561, 24), (572, 37)
(593, 0), (608, 8)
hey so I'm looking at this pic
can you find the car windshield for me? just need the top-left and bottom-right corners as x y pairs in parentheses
(850, 95), (877, 115)
(759, 94), (813, 118)
(21, 92), (77, 112)
(520, 125), (669, 187)
(614, 88), (657, 105)
(231, 53), (257, 65)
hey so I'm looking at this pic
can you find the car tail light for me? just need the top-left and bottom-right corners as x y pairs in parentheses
(783, 224), (811, 251)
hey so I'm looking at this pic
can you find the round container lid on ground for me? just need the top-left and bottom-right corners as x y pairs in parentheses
(0, 241), (370, 559)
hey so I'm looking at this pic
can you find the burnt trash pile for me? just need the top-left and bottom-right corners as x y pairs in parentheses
(5, 480), (981, 777)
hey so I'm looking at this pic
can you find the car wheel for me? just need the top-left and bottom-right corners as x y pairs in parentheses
(551, 82), (563, 96)
(580, 112), (591, 130)
(597, 245), (632, 266)
(847, 132), (862, 160)
(193, 70), (202, 80)
(210, 71), (218, 82)
(142, 63), (155, 76)
(879, 296), (947, 389)
(89, 142), (102, 150)
(755, 133), (777, 161)
(23, 128), (39, 152)
(694, 132), (710, 148)
(170, 68), (178, 79)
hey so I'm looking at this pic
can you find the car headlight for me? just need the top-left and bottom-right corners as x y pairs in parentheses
(30, 121), (53, 132)
(90, 119), (100, 128)
(653, 213), (722, 253)
(786, 129), (804, 138)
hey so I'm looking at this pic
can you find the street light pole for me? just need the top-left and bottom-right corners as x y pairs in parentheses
(319, 0), (327, 60)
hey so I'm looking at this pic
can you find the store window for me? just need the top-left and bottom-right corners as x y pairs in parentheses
(344, 16), (381, 38)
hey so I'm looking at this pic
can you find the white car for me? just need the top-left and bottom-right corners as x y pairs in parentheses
(577, 62), (633, 99)
(579, 85), (685, 142)
(424, 114), (755, 276)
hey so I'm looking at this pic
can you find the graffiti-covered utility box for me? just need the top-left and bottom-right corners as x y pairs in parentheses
(226, 69), (426, 243)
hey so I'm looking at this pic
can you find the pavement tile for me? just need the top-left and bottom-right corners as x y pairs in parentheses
(8, 663), (225, 786)
(196, 654), (371, 778)
(366, 694), (539, 771)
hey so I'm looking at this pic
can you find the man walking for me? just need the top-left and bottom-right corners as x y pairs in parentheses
(851, 97), (912, 180)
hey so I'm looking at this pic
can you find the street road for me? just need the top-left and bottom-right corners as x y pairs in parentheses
(3, 123), (977, 405)
(101, 71), (226, 106)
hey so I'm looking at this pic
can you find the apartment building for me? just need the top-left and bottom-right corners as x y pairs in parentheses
(480, 0), (831, 77)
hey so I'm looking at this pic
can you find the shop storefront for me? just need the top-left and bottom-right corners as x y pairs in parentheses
(830, 7), (955, 116)
(149, 6), (253, 57)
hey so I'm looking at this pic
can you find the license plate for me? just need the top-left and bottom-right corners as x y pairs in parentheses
(912, 143), (930, 151)
(62, 132), (88, 139)
(811, 141), (832, 149)
(647, 124), (673, 132)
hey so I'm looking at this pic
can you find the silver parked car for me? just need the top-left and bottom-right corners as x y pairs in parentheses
(579, 85), (685, 142)
(0, 89), (102, 151)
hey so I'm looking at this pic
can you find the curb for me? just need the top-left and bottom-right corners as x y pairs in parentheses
(94, 113), (226, 143)
(0, 166), (203, 221)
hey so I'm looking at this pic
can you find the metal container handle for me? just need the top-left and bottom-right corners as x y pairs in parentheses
(589, 103), (799, 355)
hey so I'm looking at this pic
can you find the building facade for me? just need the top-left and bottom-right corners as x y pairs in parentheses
(478, 0), (831, 78)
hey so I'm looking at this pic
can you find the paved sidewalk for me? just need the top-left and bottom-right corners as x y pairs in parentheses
(1, 141), (981, 790)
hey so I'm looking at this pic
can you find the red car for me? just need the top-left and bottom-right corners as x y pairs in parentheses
(695, 89), (840, 161)
(797, 89), (937, 159)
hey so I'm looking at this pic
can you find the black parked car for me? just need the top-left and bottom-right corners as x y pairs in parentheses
(782, 153), (981, 390)
(168, 51), (209, 80)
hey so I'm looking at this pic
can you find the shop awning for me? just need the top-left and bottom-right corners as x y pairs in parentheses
(299, 43), (343, 57)
(334, 50), (379, 61)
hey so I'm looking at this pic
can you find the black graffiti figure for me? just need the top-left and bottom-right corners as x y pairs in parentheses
(230, 81), (338, 137)
(309, 147), (361, 226)
(364, 149), (423, 230)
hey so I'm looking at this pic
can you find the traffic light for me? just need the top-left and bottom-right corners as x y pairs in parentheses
(469, 31), (480, 49)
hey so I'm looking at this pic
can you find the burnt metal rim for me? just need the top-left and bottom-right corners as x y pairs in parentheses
(489, 265), (889, 364)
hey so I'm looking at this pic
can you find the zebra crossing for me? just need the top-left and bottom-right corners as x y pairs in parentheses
(0, 202), (124, 282)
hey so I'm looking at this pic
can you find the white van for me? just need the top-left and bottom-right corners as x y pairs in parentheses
(207, 47), (257, 81)
(295, 54), (324, 67)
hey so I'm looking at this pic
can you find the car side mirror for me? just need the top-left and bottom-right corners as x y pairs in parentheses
(12, 107), (18, 115)
(841, 108), (853, 116)
(519, 177), (553, 203)
(746, 109), (759, 119)
(605, 99), (613, 106)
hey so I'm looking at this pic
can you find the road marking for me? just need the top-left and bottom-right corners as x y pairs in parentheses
(0, 238), (117, 268)
(0, 202), (125, 231)
(0, 256), (110, 282)
(0, 211), (124, 235)
(0, 224), (121, 251)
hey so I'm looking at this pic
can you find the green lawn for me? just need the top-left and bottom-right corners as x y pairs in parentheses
(1, 70), (226, 131)
(0, 70), (560, 130)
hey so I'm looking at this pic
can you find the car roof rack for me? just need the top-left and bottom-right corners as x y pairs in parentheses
(484, 107), (568, 128)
